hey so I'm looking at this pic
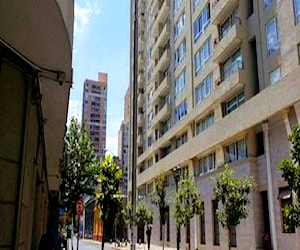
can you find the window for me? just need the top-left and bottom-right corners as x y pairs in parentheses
(148, 111), (153, 128)
(224, 138), (247, 163)
(279, 187), (295, 233)
(175, 69), (186, 97)
(174, 39), (186, 69)
(196, 112), (214, 134)
(264, 0), (273, 8)
(212, 200), (220, 246)
(194, 3), (210, 42)
(176, 132), (188, 148)
(194, 36), (212, 74)
(269, 67), (281, 84)
(221, 48), (243, 81)
(175, 99), (187, 123)
(174, 0), (183, 13)
(194, 0), (201, 10)
(195, 74), (212, 104)
(295, 0), (300, 24)
(174, 12), (185, 40)
(147, 135), (152, 147)
(256, 132), (265, 156)
(195, 152), (216, 176)
(200, 202), (205, 244)
(222, 91), (245, 116)
(266, 17), (280, 56)
(220, 7), (239, 39)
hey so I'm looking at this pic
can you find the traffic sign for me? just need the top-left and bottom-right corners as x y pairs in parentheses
(76, 198), (84, 216)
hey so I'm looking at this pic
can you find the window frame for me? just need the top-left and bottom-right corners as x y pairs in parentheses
(224, 138), (247, 163)
(194, 36), (212, 74)
(266, 17), (280, 56)
(294, 0), (300, 25)
(194, 3), (211, 42)
(269, 66), (282, 84)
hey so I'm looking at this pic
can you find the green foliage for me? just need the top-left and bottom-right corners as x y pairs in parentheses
(279, 124), (300, 230)
(151, 174), (169, 226)
(60, 117), (99, 214)
(135, 201), (153, 226)
(95, 154), (123, 222)
(173, 171), (203, 227)
(95, 154), (123, 249)
(122, 199), (132, 225)
(213, 165), (255, 229)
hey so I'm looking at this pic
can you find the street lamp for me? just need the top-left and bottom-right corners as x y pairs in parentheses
(172, 166), (181, 250)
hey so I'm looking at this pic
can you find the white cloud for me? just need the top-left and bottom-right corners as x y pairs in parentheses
(67, 99), (82, 125)
(74, 0), (101, 34)
(106, 135), (119, 156)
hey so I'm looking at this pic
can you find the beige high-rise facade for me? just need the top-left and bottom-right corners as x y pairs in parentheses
(82, 72), (108, 161)
(129, 0), (300, 249)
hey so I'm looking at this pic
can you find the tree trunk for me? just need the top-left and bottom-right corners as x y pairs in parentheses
(102, 219), (105, 250)
(162, 224), (165, 250)
(228, 228), (231, 250)
(77, 216), (80, 250)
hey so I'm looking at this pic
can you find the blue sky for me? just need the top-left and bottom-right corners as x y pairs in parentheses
(68, 0), (130, 155)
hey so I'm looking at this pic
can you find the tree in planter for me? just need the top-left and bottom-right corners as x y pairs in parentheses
(213, 165), (255, 250)
(279, 124), (300, 231)
(60, 117), (99, 221)
(135, 201), (154, 243)
(95, 154), (123, 250)
(151, 174), (169, 250)
(173, 171), (203, 250)
(122, 199), (153, 243)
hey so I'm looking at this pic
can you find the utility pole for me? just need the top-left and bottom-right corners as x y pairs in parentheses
(130, 0), (138, 249)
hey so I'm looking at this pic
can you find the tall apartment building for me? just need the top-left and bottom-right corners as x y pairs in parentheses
(82, 72), (108, 161)
(129, 0), (300, 249)
(118, 88), (131, 197)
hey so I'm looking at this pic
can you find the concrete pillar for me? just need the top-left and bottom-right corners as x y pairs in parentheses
(282, 110), (292, 135)
(189, 159), (198, 250)
(215, 145), (224, 168)
(294, 101), (300, 123)
(262, 122), (278, 250)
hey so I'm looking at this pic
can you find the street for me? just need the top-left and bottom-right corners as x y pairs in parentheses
(70, 238), (120, 250)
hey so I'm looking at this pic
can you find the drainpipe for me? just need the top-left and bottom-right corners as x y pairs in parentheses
(262, 122), (278, 250)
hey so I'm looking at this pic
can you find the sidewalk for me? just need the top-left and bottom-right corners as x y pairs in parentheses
(82, 239), (177, 250)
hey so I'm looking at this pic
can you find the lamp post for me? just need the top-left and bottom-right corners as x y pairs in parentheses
(130, 0), (138, 249)
(172, 166), (181, 250)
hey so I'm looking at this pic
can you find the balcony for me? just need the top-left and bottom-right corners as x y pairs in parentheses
(138, 71), (144, 88)
(152, 48), (170, 80)
(216, 65), (245, 102)
(152, 21), (170, 58)
(137, 113), (144, 125)
(137, 134), (143, 146)
(138, 50), (144, 65)
(213, 23), (242, 63)
(151, 102), (171, 128)
(137, 92), (145, 106)
(138, 0), (145, 15)
(138, 12), (145, 31)
(152, 0), (170, 37)
(151, 74), (171, 104)
(138, 34), (144, 49)
(150, 0), (160, 18)
(211, 0), (239, 25)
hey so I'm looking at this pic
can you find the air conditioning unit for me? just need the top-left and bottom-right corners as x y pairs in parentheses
(214, 38), (219, 47)
(212, 0), (219, 7)
(215, 79), (221, 86)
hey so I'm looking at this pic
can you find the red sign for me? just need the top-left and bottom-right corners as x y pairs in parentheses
(76, 198), (84, 216)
